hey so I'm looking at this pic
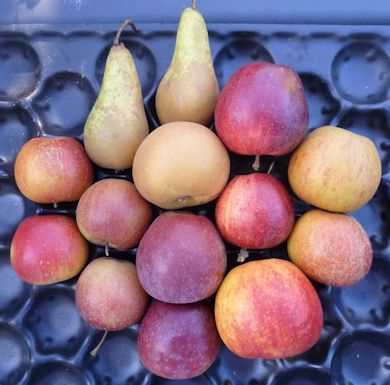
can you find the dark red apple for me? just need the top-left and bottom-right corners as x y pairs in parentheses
(215, 258), (323, 359)
(136, 211), (226, 304)
(215, 173), (295, 249)
(15, 137), (93, 204)
(215, 62), (307, 166)
(10, 215), (88, 285)
(138, 300), (220, 379)
(76, 178), (152, 252)
(76, 257), (148, 331)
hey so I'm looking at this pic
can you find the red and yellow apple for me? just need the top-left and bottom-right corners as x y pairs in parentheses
(215, 258), (323, 359)
(215, 173), (295, 249)
(288, 209), (372, 286)
(15, 137), (93, 204)
(76, 178), (152, 250)
(76, 257), (148, 330)
(11, 215), (88, 285)
(288, 126), (381, 212)
(215, 62), (308, 159)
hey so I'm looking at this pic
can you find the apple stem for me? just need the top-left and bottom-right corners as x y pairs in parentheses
(53, 202), (58, 209)
(267, 159), (276, 174)
(252, 155), (260, 171)
(114, 19), (137, 46)
(105, 243), (109, 257)
(90, 330), (108, 357)
(192, 0), (196, 9)
(237, 249), (249, 263)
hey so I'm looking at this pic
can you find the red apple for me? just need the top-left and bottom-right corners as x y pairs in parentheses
(288, 209), (373, 286)
(10, 215), (88, 285)
(15, 137), (93, 204)
(215, 62), (308, 160)
(76, 178), (152, 251)
(215, 173), (295, 249)
(215, 258), (323, 359)
(76, 257), (148, 330)
(138, 300), (220, 379)
(136, 211), (226, 304)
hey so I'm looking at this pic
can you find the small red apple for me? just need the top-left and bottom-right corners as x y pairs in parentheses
(76, 178), (152, 251)
(215, 258), (323, 359)
(215, 173), (295, 249)
(76, 257), (148, 331)
(10, 215), (88, 285)
(136, 211), (226, 304)
(15, 137), (93, 204)
(215, 62), (308, 160)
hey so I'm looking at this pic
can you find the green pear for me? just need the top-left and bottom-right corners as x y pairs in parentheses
(84, 20), (149, 170)
(155, 1), (219, 126)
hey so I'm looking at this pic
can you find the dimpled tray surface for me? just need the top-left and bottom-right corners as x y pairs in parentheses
(0, 21), (390, 385)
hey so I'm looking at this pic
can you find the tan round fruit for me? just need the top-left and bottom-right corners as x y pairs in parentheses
(132, 122), (230, 209)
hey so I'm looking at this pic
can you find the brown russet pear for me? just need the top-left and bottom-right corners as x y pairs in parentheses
(155, 1), (219, 126)
(132, 121), (230, 210)
(84, 20), (149, 169)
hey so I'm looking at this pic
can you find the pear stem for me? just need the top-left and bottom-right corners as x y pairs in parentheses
(53, 202), (58, 209)
(267, 159), (276, 174)
(90, 330), (108, 357)
(114, 19), (137, 46)
(252, 155), (260, 171)
(192, 0), (197, 9)
(237, 249), (249, 263)
(105, 243), (109, 257)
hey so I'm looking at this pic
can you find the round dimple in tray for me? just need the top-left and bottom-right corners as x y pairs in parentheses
(0, 22), (390, 385)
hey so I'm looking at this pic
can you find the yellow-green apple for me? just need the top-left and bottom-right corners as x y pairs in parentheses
(76, 178), (152, 251)
(136, 211), (226, 304)
(288, 209), (372, 286)
(75, 257), (148, 330)
(215, 173), (295, 249)
(288, 126), (381, 212)
(138, 300), (220, 379)
(214, 258), (323, 359)
(10, 215), (88, 285)
(132, 121), (230, 209)
(215, 62), (307, 168)
(15, 137), (93, 204)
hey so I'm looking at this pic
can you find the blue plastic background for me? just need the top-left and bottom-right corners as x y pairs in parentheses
(1, 2), (390, 385)
(0, 0), (390, 25)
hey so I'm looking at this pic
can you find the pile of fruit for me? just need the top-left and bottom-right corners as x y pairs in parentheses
(9, 2), (382, 381)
